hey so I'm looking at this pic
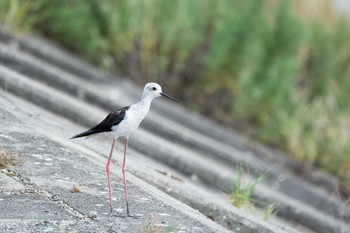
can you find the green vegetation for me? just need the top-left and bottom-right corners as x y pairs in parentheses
(1, 0), (350, 189)
(230, 165), (266, 210)
(263, 203), (278, 221)
(230, 165), (276, 220)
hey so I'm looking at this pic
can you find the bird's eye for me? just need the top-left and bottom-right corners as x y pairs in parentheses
(152, 87), (157, 91)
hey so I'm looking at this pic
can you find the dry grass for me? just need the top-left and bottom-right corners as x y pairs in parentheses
(0, 146), (20, 168)
(138, 212), (179, 233)
(138, 212), (165, 233)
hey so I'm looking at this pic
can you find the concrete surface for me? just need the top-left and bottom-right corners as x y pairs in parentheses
(0, 91), (231, 233)
(0, 29), (350, 233)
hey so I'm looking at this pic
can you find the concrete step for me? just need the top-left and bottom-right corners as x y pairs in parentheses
(0, 41), (349, 226)
(0, 30), (349, 232)
(0, 91), (231, 233)
(0, 63), (302, 233)
(0, 29), (339, 197)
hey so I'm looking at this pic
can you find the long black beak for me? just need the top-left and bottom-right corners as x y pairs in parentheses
(161, 92), (181, 103)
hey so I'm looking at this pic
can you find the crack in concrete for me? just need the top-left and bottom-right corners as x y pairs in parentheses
(1, 168), (93, 222)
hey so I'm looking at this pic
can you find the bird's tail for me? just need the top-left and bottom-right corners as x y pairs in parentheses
(70, 129), (99, 139)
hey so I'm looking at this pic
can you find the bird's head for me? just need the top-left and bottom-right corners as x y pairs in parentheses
(143, 82), (181, 103)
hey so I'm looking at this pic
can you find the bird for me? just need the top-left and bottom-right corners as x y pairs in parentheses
(70, 82), (180, 218)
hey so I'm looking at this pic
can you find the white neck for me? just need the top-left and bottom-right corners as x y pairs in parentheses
(139, 93), (154, 107)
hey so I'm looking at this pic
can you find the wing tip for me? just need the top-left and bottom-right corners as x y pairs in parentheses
(70, 129), (99, 139)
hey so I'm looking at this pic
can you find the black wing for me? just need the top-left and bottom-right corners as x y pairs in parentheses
(70, 106), (130, 139)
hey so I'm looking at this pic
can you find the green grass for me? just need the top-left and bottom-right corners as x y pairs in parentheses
(1, 0), (350, 190)
(263, 203), (278, 221)
(230, 165), (265, 210)
(0, 0), (46, 34)
(230, 165), (277, 220)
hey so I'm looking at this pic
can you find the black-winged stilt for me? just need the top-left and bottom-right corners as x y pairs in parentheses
(71, 82), (180, 218)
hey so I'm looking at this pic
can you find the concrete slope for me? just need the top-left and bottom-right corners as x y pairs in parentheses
(0, 30), (349, 233)
(0, 90), (231, 233)
(0, 63), (305, 233)
(0, 42), (348, 226)
(0, 30), (339, 197)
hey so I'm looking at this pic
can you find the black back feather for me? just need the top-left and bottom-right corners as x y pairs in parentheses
(70, 106), (130, 139)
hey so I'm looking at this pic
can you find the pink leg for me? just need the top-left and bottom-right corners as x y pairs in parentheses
(122, 136), (130, 216)
(122, 136), (138, 218)
(106, 138), (116, 214)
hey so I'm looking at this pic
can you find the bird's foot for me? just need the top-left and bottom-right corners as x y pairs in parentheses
(110, 213), (140, 219)
(126, 202), (140, 218)
(109, 206), (140, 218)
(127, 213), (140, 219)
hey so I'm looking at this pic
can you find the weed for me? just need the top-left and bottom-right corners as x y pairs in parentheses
(0, 146), (20, 168)
(138, 212), (179, 233)
(230, 165), (277, 221)
(263, 203), (278, 221)
(0, 0), (46, 33)
(230, 165), (266, 210)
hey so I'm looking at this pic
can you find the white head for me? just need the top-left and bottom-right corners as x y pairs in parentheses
(141, 82), (181, 103)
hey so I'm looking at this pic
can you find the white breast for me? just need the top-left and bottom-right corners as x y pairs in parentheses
(111, 103), (150, 137)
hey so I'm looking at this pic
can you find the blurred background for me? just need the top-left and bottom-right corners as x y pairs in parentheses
(1, 0), (350, 192)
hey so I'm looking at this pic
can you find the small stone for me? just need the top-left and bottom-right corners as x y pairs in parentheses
(89, 211), (98, 219)
(72, 184), (81, 193)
